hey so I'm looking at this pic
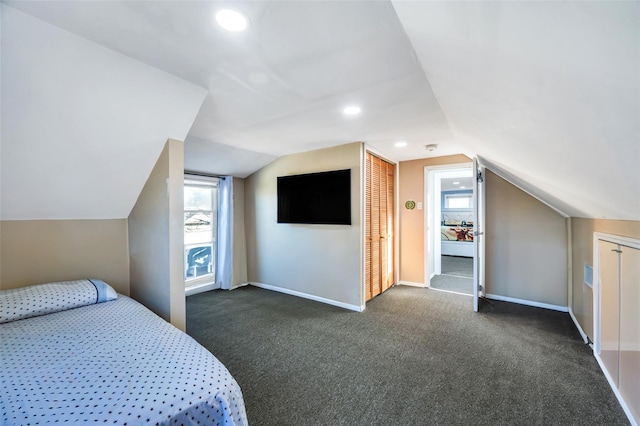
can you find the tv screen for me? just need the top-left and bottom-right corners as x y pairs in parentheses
(277, 169), (351, 225)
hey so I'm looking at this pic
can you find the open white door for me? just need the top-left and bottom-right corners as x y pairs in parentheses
(472, 158), (485, 312)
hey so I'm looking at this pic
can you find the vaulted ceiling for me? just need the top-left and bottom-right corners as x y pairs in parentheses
(1, 1), (638, 220)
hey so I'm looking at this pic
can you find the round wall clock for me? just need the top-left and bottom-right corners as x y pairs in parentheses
(405, 200), (416, 210)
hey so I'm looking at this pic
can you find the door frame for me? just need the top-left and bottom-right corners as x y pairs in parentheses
(424, 163), (474, 290)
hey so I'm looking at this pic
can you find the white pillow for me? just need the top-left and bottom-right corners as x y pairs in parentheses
(0, 279), (117, 324)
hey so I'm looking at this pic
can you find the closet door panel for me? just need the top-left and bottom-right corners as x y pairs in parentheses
(619, 246), (640, 420)
(599, 240), (621, 386)
(385, 162), (395, 290)
(371, 156), (382, 298)
(379, 158), (388, 293)
(365, 152), (395, 301)
(365, 153), (372, 301)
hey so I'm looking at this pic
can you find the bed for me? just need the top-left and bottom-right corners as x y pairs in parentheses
(441, 225), (474, 257)
(0, 279), (248, 425)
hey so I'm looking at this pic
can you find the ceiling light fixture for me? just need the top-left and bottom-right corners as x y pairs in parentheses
(453, 181), (460, 185)
(215, 9), (248, 32)
(343, 105), (361, 116)
(394, 141), (407, 148)
(460, 186), (466, 189)
(425, 144), (438, 152)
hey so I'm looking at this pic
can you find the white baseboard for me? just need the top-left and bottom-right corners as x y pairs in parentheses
(568, 307), (590, 344)
(398, 281), (426, 288)
(249, 282), (364, 312)
(485, 293), (569, 312)
(185, 282), (218, 296)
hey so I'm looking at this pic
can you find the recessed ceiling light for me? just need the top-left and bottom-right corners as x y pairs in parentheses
(394, 141), (407, 148)
(343, 105), (361, 116)
(460, 186), (466, 189)
(453, 181), (460, 185)
(215, 9), (248, 32)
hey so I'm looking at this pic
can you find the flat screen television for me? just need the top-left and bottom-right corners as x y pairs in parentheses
(277, 169), (351, 225)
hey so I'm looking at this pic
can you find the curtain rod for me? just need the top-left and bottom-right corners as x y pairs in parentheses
(184, 170), (226, 179)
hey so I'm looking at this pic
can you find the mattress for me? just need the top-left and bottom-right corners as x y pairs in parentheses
(0, 289), (247, 425)
(441, 225), (473, 242)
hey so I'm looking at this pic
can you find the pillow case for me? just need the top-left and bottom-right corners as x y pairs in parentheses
(0, 279), (117, 324)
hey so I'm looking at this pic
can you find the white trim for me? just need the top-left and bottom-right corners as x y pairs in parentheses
(477, 156), (570, 218)
(594, 353), (639, 426)
(485, 293), (569, 312)
(398, 280), (426, 288)
(594, 232), (640, 250)
(568, 307), (590, 344)
(249, 282), (364, 312)
(424, 163), (473, 289)
(430, 287), (473, 298)
(185, 282), (217, 297)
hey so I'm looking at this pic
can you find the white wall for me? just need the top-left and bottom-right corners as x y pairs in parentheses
(129, 139), (185, 330)
(245, 143), (363, 309)
(0, 5), (206, 220)
(485, 170), (567, 307)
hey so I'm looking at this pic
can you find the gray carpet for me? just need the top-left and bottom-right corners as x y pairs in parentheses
(186, 286), (629, 426)
(441, 255), (473, 278)
(430, 273), (473, 295)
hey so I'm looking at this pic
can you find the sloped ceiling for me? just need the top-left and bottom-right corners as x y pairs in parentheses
(392, 1), (640, 220)
(2, 1), (639, 221)
(1, 5), (207, 220)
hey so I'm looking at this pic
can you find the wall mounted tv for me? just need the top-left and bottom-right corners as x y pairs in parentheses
(277, 169), (351, 225)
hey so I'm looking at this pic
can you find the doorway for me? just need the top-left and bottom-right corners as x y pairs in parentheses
(425, 165), (474, 296)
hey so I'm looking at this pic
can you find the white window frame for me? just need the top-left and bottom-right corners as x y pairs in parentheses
(184, 175), (219, 291)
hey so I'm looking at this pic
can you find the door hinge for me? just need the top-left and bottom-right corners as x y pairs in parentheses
(476, 170), (484, 183)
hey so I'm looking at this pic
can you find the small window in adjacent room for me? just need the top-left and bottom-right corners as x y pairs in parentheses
(184, 176), (219, 288)
(444, 193), (472, 209)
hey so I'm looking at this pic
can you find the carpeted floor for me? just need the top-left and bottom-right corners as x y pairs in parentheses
(431, 255), (474, 294)
(430, 273), (473, 295)
(186, 286), (629, 426)
(441, 255), (473, 278)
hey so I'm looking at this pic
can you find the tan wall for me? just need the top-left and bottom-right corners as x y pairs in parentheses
(232, 178), (248, 287)
(398, 154), (471, 283)
(571, 218), (640, 340)
(128, 139), (185, 330)
(485, 171), (567, 306)
(0, 219), (130, 294)
(245, 142), (363, 307)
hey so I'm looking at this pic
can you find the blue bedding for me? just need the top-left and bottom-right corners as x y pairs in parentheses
(0, 294), (247, 425)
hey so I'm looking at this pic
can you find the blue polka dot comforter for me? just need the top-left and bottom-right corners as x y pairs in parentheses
(0, 294), (248, 425)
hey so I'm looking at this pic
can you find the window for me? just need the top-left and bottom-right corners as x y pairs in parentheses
(444, 192), (472, 209)
(184, 177), (219, 288)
